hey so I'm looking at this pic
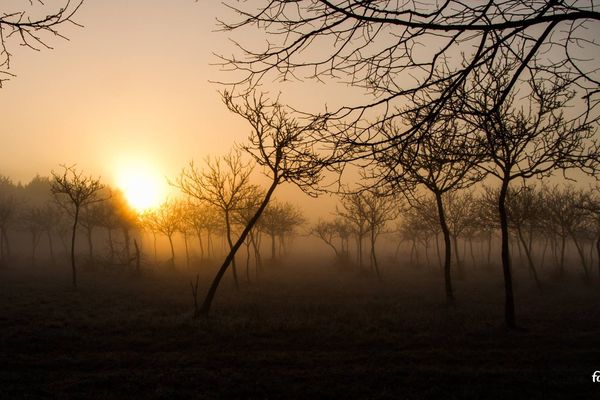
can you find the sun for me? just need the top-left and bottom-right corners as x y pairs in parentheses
(116, 166), (166, 213)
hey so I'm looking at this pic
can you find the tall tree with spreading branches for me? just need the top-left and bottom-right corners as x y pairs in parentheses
(459, 61), (600, 328)
(190, 91), (324, 316)
(217, 0), (600, 167)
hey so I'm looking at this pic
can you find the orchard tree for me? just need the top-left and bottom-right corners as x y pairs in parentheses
(51, 165), (104, 288)
(259, 200), (304, 260)
(376, 112), (482, 301)
(194, 91), (324, 316)
(143, 200), (183, 269)
(176, 149), (256, 288)
(460, 62), (600, 328)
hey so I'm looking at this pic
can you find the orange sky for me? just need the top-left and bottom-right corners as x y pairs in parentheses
(0, 1), (250, 185)
(0, 0), (350, 217)
(4, 1), (596, 216)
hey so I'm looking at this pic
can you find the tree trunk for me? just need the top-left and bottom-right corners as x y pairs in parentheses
(133, 239), (141, 274)
(47, 230), (55, 264)
(452, 235), (463, 279)
(516, 225), (542, 290)
(200, 180), (279, 316)
(196, 229), (204, 261)
(107, 228), (115, 263)
(271, 232), (276, 260)
(370, 228), (381, 281)
(184, 232), (190, 270)
(435, 192), (454, 303)
(499, 178), (516, 329)
(86, 226), (94, 261)
(71, 207), (80, 289)
(224, 210), (239, 290)
(570, 232), (590, 281)
(123, 228), (131, 264)
(487, 231), (492, 266)
(596, 236), (600, 279)
(168, 235), (175, 269)
(559, 233), (566, 276)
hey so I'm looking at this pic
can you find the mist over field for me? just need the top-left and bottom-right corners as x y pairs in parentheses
(3, 0), (600, 398)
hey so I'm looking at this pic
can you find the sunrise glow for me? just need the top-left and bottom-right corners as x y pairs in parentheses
(116, 165), (166, 213)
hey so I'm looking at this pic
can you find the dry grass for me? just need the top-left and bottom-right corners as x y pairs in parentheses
(1, 259), (599, 399)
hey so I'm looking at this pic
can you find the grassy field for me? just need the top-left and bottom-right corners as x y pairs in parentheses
(1, 259), (599, 399)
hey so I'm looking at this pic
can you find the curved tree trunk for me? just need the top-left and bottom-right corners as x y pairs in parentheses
(200, 180), (278, 316)
(71, 207), (80, 289)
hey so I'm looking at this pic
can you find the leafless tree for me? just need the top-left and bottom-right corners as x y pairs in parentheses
(0, 1), (84, 86)
(234, 186), (264, 281)
(259, 200), (305, 260)
(376, 111), (482, 300)
(217, 1), (600, 166)
(543, 184), (593, 280)
(176, 149), (256, 289)
(188, 202), (221, 262)
(51, 165), (104, 288)
(194, 91), (324, 316)
(337, 193), (370, 269)
(504, 185), (544, 288)
(142, 200), (182, 269)
(459, 61), (600, 328)
(361, 190), (398, 280)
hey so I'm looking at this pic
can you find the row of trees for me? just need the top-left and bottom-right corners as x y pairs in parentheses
(314, 184), (600, 289)
(4, 0), (600, 328)
(0, 163), (305, 288)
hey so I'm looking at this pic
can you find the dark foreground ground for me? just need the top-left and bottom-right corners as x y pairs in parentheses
(1, 259), (600, 399)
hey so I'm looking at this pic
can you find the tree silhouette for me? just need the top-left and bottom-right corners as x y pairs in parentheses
(193, 91), (324, 316)
(460, 62), (600, 328)
(217, 1), (600, 163)
(176, 149), (256, 288)
(142, 200), (182, 269)
(376, 112), (482, 300)
(337, 193), (370, 269)
(0, 1), (84, 86)
(51, 165), (104, 288)
(259, 200), (304, 261)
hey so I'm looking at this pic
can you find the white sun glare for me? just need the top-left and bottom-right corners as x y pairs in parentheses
(116, 165), (166, 213)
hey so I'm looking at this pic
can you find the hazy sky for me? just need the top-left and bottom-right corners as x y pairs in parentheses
(0, 1), (251, 185)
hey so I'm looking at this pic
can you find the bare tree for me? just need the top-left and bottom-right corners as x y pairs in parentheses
(337, 193), (370, 269)
(188, 202), (221, 262)
(312, 219), (342, 258)
(51, 165), (104, 288)
(543, 184), (594, 280)
(259, 200), (304, 260)
(460, 62), (600, 328)
(360, 190), (398, 280)
(217, 1), (600, 165)
(176, 149), (256, 289)
(1, 1), (84, 86)
(504, 185), (544, 288)
(142, 200), (182, 269)
(193, 91), (324, 316)
(376, 112), (482, 300)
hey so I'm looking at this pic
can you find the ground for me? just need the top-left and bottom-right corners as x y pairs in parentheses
(1, 259), (599, 399)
